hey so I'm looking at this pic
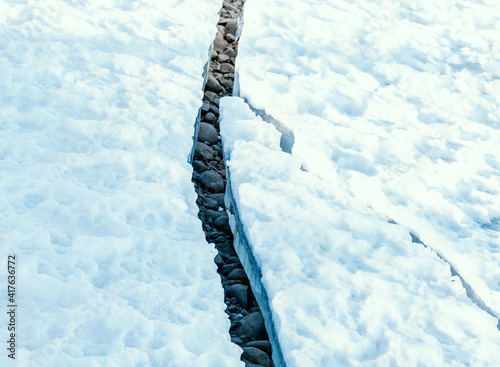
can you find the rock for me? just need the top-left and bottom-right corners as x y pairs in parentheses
(199, 170), (224, 192)
(203, 197), (219, 210)
(226, 284), (248, 308)
(231, 336), (244, 345)
(241, 347), (271, 367)
(214, 34), (229, 52)
(201, 102), (211, 113)
(214, 215), (230, 231)
(220, 263), (241, 275)
(203, 112), (217, 124)
(222, 279), (244, 286)
(214, 254), (225, 267)
(194, 142), (214, 161)
(245, 341), (272, 356)
(211, 193), (226, 208)
(244, 363), (266, 367)
(198, 122), (218, 145)
(220, 63), (235, 74)
(239, 312), (267, 341)
(218, 53), (231, 63)
(205, 74), (222, 93)
(204, 91), (219, 103)
(228, 268), (247, 281)
(226, 256), (241, 264)
(217, 25), (225, 36)
(192, 160), (207, 173)
(227, 305), (239, 313)
(220, 77), (233, 90)
(206, 209), (223, 221)
(225, 19), (238, 36)
(209, 105), (219, 116)
(223, 47), (237, 58)
(225, 33), (235, 43)
(211, 50), (218, 60)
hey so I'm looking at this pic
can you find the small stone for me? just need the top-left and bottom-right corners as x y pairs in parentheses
(228, 268), (247, 281)
(239, 312), (267, 341)
(241, 347), (271, 367)
(203, 112), (217, 124)
(245, 341), (272, 356)
(217, 25), (225, 35)
(198, 122), (218, 145)
(214, 254), (225, 267)
(201, 102), (211, 112)
(225, 19), (238, 36)
(199, 170), (224, 192)
(225, 33), (235, 43)
(226, 284), (248, 308)
(223, 47), (237, 58)
(203, 197), (219, 210)
(205, 74), (222, 93)
(192, 160), (207, 173)
(211, 50), (218, 60)
(204, 91), (219, 103)
(227, 305), (239, 313)
(231, 336), (244, 345)
(206, 209), (223, 221)
(209, 105), (219, 116)
(220, 63), (235, 74)
(220, 263), (241, 275)
(214, 215), (230, 231)
(220, 77), (233, 90)
(194, 142), (215, 161)
(244, 363), (265, 367)
(217, 53), (231, 63)
(211, 193), (226, 208)
(214, 34), (229, 52)
(226, 256), (240, 265)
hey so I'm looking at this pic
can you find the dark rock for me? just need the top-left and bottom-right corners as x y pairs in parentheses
(231, 336), (244, 345)
(211, 50), (218, 60)
(226, 284), (248, 308)
(220, 263), (241, 275)
(218, 53), (231, 63)
(206, 209), (223, 221)
(204, 91), (219, 103)
(239, 312), (267, 341)
(214, 254), (225, 267)
(241, 309), (249, 317)
(203, 197), (219, 210)
(222, 279), (244, 286)
(201, 102), (211, 112)
(226, 256), (241, 265)
(244, 363), (266, 367)
(203, 112), (217, 124)
(241, 347), (271, 367)
(198, 122), (218, 145)
(199, 170), (224, 192)
(220, 77), (233, 90)
(214, 215), (230, 231)
(228, 268), (247, 281)
(194, 142), (215, 161)
(209, 105), (219, 116)
(205, 74), (222, 93)
(227, 305), (239, 313)
(211, 193), (226, 208)
(192, 160), (207, 173)
(245, 341), (272, 356)
(221, 63), (235, 74)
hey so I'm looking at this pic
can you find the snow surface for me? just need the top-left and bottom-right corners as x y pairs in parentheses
(0, 0), (244, 366)
(222, 0), (500, 365)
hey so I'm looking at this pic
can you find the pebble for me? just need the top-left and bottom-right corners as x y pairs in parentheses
(226, 284), (248, 308)
(214, 215), (230, 231)
(203, 197), (219, 210)
(203, 112), (217, 124)
(228, 268), (247, 281)
(199, 170), (225, 192)
(245, 341), (272, 356)
(241, 347), (271, 367)
(198, 122), (219, 145)
(192, 160), (207, 173)
(238, 312), (267, 341)
(194, 142), (215, 161)
(220, 63), (235, 74)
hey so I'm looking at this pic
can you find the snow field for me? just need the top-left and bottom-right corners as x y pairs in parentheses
(0, 0), (243, 366)
(221, 97), (500, 366)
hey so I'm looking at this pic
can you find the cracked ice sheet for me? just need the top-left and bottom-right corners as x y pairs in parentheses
(0, 0), (243, 366)
(221, 97), (500, 366)
(231, 0), (500, 361)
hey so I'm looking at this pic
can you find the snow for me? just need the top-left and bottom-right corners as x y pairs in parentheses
(221, 0), (500, 365)
(0, 0), (244, 366)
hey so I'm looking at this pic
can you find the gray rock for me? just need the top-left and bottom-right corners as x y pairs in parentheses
(220, 63), (235, 74)
(192, 160), (207, 173)
(198, 122), (218, 145)
(209, 105), (219, 116)
(211, 50), (218, 60)
(214, 215), (230, 231)
(203, 112), (217, 124)
(214, 34), (229, 52)
(228, 268), (247, 281)
(225, 19), (238, 36)
(194, 142), (214, 161)
(226, 256), (241, 264)
(218, 53), (231, 63)
(199, 170), (224, 192)
(220, 263), (241, 275)
(214, 254), (225, 267)
(231, 336), (244, 345)
(205, 74), (222, 93)
(201, 102), (211, 112)
(225, 33), (235, 43)
(226, 284), (248, 308)
(244, 363), (266, 367)
(223, 47), (237, 58)
(220, 77), (233, 90)
(204, 91), (219, 103)
(241, 347), (271, 367)
(206, 209), (223, 221)
(203, 197), (219, 210)
(239, 312), (267, 340)
(245, 341), (272, 356)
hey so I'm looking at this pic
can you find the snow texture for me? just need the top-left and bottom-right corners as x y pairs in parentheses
(0, 0), (244, 366)
(221, 0), (500, 365)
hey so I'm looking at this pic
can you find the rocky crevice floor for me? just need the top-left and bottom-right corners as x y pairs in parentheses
(191, 1), (276, 366)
